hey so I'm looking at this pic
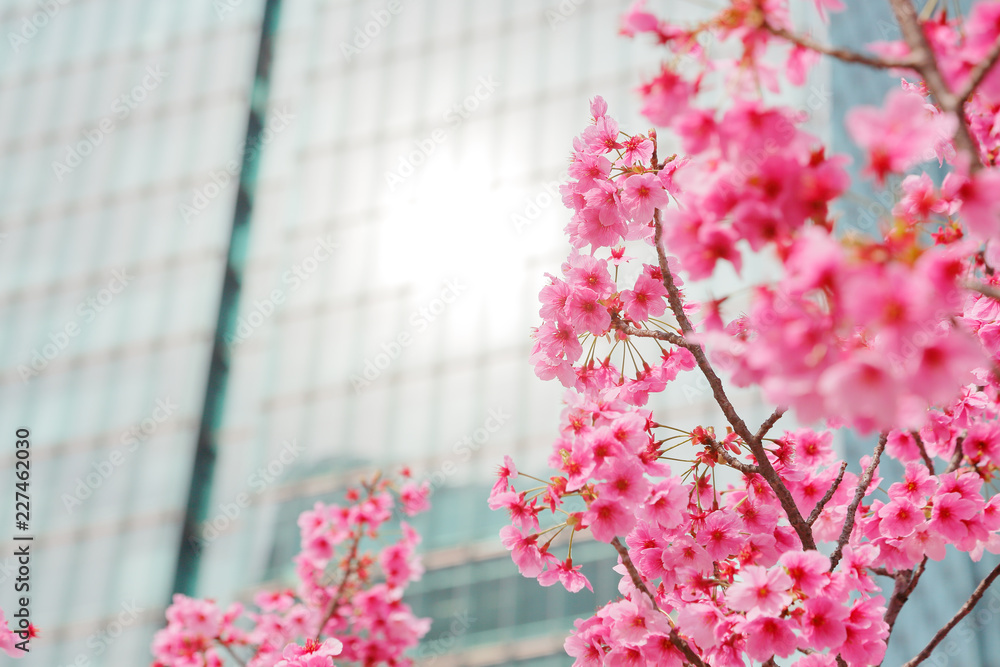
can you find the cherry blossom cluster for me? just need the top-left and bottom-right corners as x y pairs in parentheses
(718, 232), (986, 433)
(505, 1), (1000, 666)
(151, 473), (431, 667)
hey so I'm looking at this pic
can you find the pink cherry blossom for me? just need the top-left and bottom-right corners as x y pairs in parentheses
(586, 496), (637, 542)
(726, 565), (793, 614)
(739, 612), (798, 661)
(800, 596), (848, 649)
(489, 5), (1000, 666)
(538, 558), (593, 593)
(847, 90), (957, 184)
(621, 172), (670, 224)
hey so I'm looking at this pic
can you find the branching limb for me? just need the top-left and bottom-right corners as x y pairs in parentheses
(902, 560), (1000, 667)
(651, 210), (816, 551)
(706, 439), (761, 475)
(955, 34), (1000, 104)
(610, 315), (691, 350)
(883, 558), (928, 647)
(883, 569), (915, 637)
(754, 408), (786, 441)
(887, 0), (981, 165)
(830, 433), (887, 570)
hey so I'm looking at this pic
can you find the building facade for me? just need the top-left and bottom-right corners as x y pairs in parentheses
(0, 0), (269, 664)
(6, 1), (994, 666)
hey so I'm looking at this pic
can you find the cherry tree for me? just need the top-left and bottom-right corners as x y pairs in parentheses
(491, 1), (1000, 665)
(149, 472), (431, 667)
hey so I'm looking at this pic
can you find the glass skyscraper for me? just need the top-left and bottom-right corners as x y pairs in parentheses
(0, 0), (273, 665)
(3, 1), (996, 666)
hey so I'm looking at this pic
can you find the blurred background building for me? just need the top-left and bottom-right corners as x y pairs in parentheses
(0, 0), (996, 666)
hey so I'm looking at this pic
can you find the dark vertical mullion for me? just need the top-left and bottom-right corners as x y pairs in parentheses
(170, 0), (283, 597)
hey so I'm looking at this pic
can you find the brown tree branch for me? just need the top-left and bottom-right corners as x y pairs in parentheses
(912, 431), (936, 475)
(883, 569), (915, 637)
(610, 538), (708, 667)
(830, 433), (887, 570)
(902, 560), (1000, 667)
(955, 34), (1000, 104)
(883, 558), (928, 647)
(887, 0), (981, 166)
(807, 462), (848, 526)
(945, 439), (964, 474)
(754, 408), (786, 441)
(965, 282), (1000, 303)
(217, 641), (248, 667)
(651, 209), (816, 551)
(611, 537), (660, 609)
(763, 21), (918, 70)
(610, 315), (690, 349)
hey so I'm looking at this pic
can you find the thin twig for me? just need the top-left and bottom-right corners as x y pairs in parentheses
(830, 433), (887, 570)
(217, 641), (248, 667)
(945, 438), (964, 474)
(706, 438), (761, 475)
(754, 408), (786, 441)
(609, 319), (764, 476)
(902, 560), (1000, 667)
(763, 21), (917, 70)
(965, 282), (1000, 303)
(610, 315), (690, 349)
(955, 34), (1000, 104)
(611, 537), (659, 609)
(610, 538), (709, 667)
(314, 476), (381, 639)
(807, 462), (848, 526)
(912, 431), (936, 475)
